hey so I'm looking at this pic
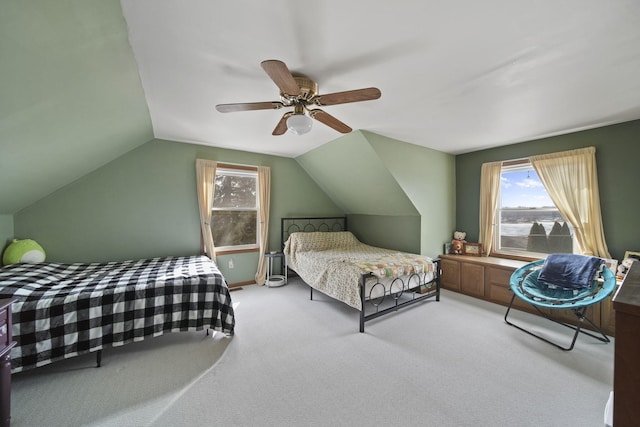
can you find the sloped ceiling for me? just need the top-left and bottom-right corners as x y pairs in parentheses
(3, 0), (640, 215)
(0, 1), (153, 215)
(296, 131), (419, 216)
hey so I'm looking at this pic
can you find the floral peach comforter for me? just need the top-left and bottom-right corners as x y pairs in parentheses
(284, 231), (435, 311)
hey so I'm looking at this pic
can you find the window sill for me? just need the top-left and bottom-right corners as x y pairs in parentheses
(489, 252), (543, 263)
(215, 248), (259, 256)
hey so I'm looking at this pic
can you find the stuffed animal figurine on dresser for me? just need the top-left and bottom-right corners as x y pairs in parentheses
(451, 231), (467, 255)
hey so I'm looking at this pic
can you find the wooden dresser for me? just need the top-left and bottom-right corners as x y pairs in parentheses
(612, 262), (640, 426)
(0, 298), (16, 427)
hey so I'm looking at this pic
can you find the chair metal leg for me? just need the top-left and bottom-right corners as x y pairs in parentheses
(504, 294), (610, 351)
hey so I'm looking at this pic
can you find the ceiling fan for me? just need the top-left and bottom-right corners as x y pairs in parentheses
(215, 60), (381, 136)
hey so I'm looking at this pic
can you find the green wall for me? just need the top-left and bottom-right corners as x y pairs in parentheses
(0, 0), (152, 214)
(348, 214), (421, 253)
(14, 139), (341, 283)
(296, 131), (418, 215)
(295, 131), (455, 258)
(363, 131), (456, 257)
(455, 119), (640, 261)
(0, 215), (13, 254)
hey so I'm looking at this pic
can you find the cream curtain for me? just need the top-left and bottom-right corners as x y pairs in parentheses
(530, 147), (611, 258)
(479, 161), (503, 256)
(195, 159), (218, 261)
(254, 166), (271, 285)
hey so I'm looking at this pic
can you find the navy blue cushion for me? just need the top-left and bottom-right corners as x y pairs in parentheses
(538, 254), (604, 290)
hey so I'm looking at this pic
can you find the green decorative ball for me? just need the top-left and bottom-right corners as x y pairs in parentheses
(2, 239), (46, 265)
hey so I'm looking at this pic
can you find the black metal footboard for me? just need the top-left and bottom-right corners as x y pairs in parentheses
(358, 259), (441, 332)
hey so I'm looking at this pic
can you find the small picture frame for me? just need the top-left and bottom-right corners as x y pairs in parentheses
(443, 242), (452, 255)
(463, 242), (482, 256)
(623, 251), (640, 262)
(604, 258), (618, 275)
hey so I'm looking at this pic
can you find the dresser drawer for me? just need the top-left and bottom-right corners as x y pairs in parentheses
(0, 308), (7, 347)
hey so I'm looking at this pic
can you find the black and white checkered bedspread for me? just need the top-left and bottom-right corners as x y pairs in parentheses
(0, 255), (235, 372)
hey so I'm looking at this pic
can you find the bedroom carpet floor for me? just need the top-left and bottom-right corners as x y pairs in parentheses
(10, 327), (232, 426)
(11, 277), (613, 426)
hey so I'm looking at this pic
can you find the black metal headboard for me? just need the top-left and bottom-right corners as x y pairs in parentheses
(281, 216), (347, 250)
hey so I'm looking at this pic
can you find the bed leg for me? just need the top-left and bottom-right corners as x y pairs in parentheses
(359, 275), (366, 333)
(310, 286), (313, 300)
(96, 350), (102, 368)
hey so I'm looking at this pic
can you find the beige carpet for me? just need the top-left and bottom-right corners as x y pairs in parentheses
(155, 279), (614, 427)
(11, 329), (232, 426)
(11, 278), (614, 426)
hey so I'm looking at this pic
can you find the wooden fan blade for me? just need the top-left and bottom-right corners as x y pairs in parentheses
(261, 60), (301, 97)
(215, 101), (283, 113)
(308, 109), (352, 133)
(272, 112), (293, 135)
(313, 87), (381, 106)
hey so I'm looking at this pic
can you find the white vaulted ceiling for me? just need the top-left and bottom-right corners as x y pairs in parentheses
(121, 0), (640, 157)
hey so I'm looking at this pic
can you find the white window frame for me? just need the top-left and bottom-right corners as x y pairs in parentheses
(211, 166), (260, 253)
(493, 160), (575, 259)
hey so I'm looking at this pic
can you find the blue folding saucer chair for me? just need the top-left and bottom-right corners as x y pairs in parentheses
(504, 254), (616, 351)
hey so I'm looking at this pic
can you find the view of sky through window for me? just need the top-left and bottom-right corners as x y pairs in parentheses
(500, 169), (553, 208)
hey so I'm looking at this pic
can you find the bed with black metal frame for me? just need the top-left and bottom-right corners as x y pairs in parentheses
(281, 216), (440, 332)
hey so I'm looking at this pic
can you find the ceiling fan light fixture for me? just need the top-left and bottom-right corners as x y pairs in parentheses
(286, 113), (312, 135)
(216, 60), (381, 136)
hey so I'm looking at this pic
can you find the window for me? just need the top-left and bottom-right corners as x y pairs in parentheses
(211, 166), (259, 252)
(494, 161), (575, 257)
